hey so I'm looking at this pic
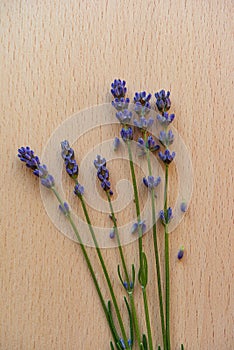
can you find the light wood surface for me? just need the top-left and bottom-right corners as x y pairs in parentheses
(1, 1), (233, 349)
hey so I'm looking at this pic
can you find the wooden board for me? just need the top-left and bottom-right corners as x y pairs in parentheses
(1, 1), (233, 349)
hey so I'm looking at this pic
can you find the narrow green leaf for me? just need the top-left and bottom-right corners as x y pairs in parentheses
(142, 333), (148, 350)
(124, 296), (133, 345)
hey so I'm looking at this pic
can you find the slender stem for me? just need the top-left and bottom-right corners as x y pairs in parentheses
(144, 133), (167, 350)
(142, 287), (153, 350)
(106, 192), (130, 286)
(79, 195), (129, 349)
(164, 164), (170, 350)
(126, 140), (154, 349)
(106, 192), (142, 348)
(128, 293), (142, 347)
(127, 140), (143, 267)
(50, 187), (115, 341)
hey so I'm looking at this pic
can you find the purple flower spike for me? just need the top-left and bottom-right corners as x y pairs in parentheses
(177, 246), (185, 260)
(158, 149), (175, 164)
(159, 130), (174, 146)
(159, 207), (173, 225)
(18, 146), (41, 171)
(116, 109), (132, 125)
(143, 175), (161, 190)
(40, 174), (55, 188)
(112, 97), (130, 111)
(155, 90), (171, 112)
(157, 112), (175, 126)
(147, 136), (160, 152)
(65, 158), (79, 179)
(74, 183), (84, 197)
(134, 116), (154, 130)
(111, 79), (127, 99)
(134, 91), (152, 115)
(131, 220), (146, 234)
(61, 140), (74, 160)
(60, 140), (78, 179)
(120, 127), (133, 142)
(18, 147), (56, 189)
(94, 159), (113, 195)
(59, 202), (70, 216)
(94, 155), (106, 169)
(134, 91), (152, 106)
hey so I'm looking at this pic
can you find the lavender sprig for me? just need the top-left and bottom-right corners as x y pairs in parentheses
(111, 80), (154, 350)
(94, 155), (142, 347)
(61, 142), (130, 348)
(18, 146), (119, 347)
(155, 87), (177, 350)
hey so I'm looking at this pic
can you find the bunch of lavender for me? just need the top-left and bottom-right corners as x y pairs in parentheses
(18, 81), (185, 350)
(18, 146), (132, 350)
(111, 79), (184, 350)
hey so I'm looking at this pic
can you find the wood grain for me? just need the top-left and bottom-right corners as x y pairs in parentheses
(1, 1), (233, 349)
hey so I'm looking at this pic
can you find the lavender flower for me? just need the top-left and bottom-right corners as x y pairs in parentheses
(137, 136), (160, 156)
(134, 91), (152, 116)
(134, 91), (152, 107)
(131, 220), (146, 234)
(18, 146), (40, 171)
(38, 165), (55, 188)
(147, 136), (160, 151)
(158, 149), (175, 164)
(177, 246), (185, 260)
(93, 155), (106, 169)
(143, 175), (161, 190)
(95, 160), (113, 195)
(18, 147), (55, 188)
(134, 102), (151, 116)
(113, 137), (120, 151)
(134, 116), (154, 130)
(111, 79), (127, 99)
(119, 338), (126, 349)
(74, 183), (84, 197)
(155, 90), (171, 112)
(159, 130), (174, 146)
(61, 140), (74, 160)
(112, 97), (130, 111)
(120, 127), (133, 142)
(157, 112), (175, 126)
(59, 202), (70, 216)
(109, 228), (115, 239)
(159, 207), (173, 225)
(116, 109), (132, 125)
(180, 201), (187, 212)
(65, 159), (79, 179)
(61, 140), (78, 179)
(123, 281), (134, 290)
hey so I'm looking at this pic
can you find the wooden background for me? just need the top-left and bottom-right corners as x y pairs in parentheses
(1, 1), (233, 349)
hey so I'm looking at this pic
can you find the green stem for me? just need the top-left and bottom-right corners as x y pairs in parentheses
(79, 194), (129, 348)
(126, 140), (153, 349)
(142, 287), (153, 350)
(107, 192), (142, 348)
(164, 164), (170, 350)
(50, 187), (115, 341)
(127, 140), (143, 266)
(144, 133), (167, 350)
(128, 293), (142, 347)
(106, 192), (130, 286)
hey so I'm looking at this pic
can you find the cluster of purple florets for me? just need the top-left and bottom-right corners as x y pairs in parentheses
(94, 155), (113, 196)
(61, 140), (84, 197)
(110, 79), (178, 226)
(18, 146), (55, 188)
